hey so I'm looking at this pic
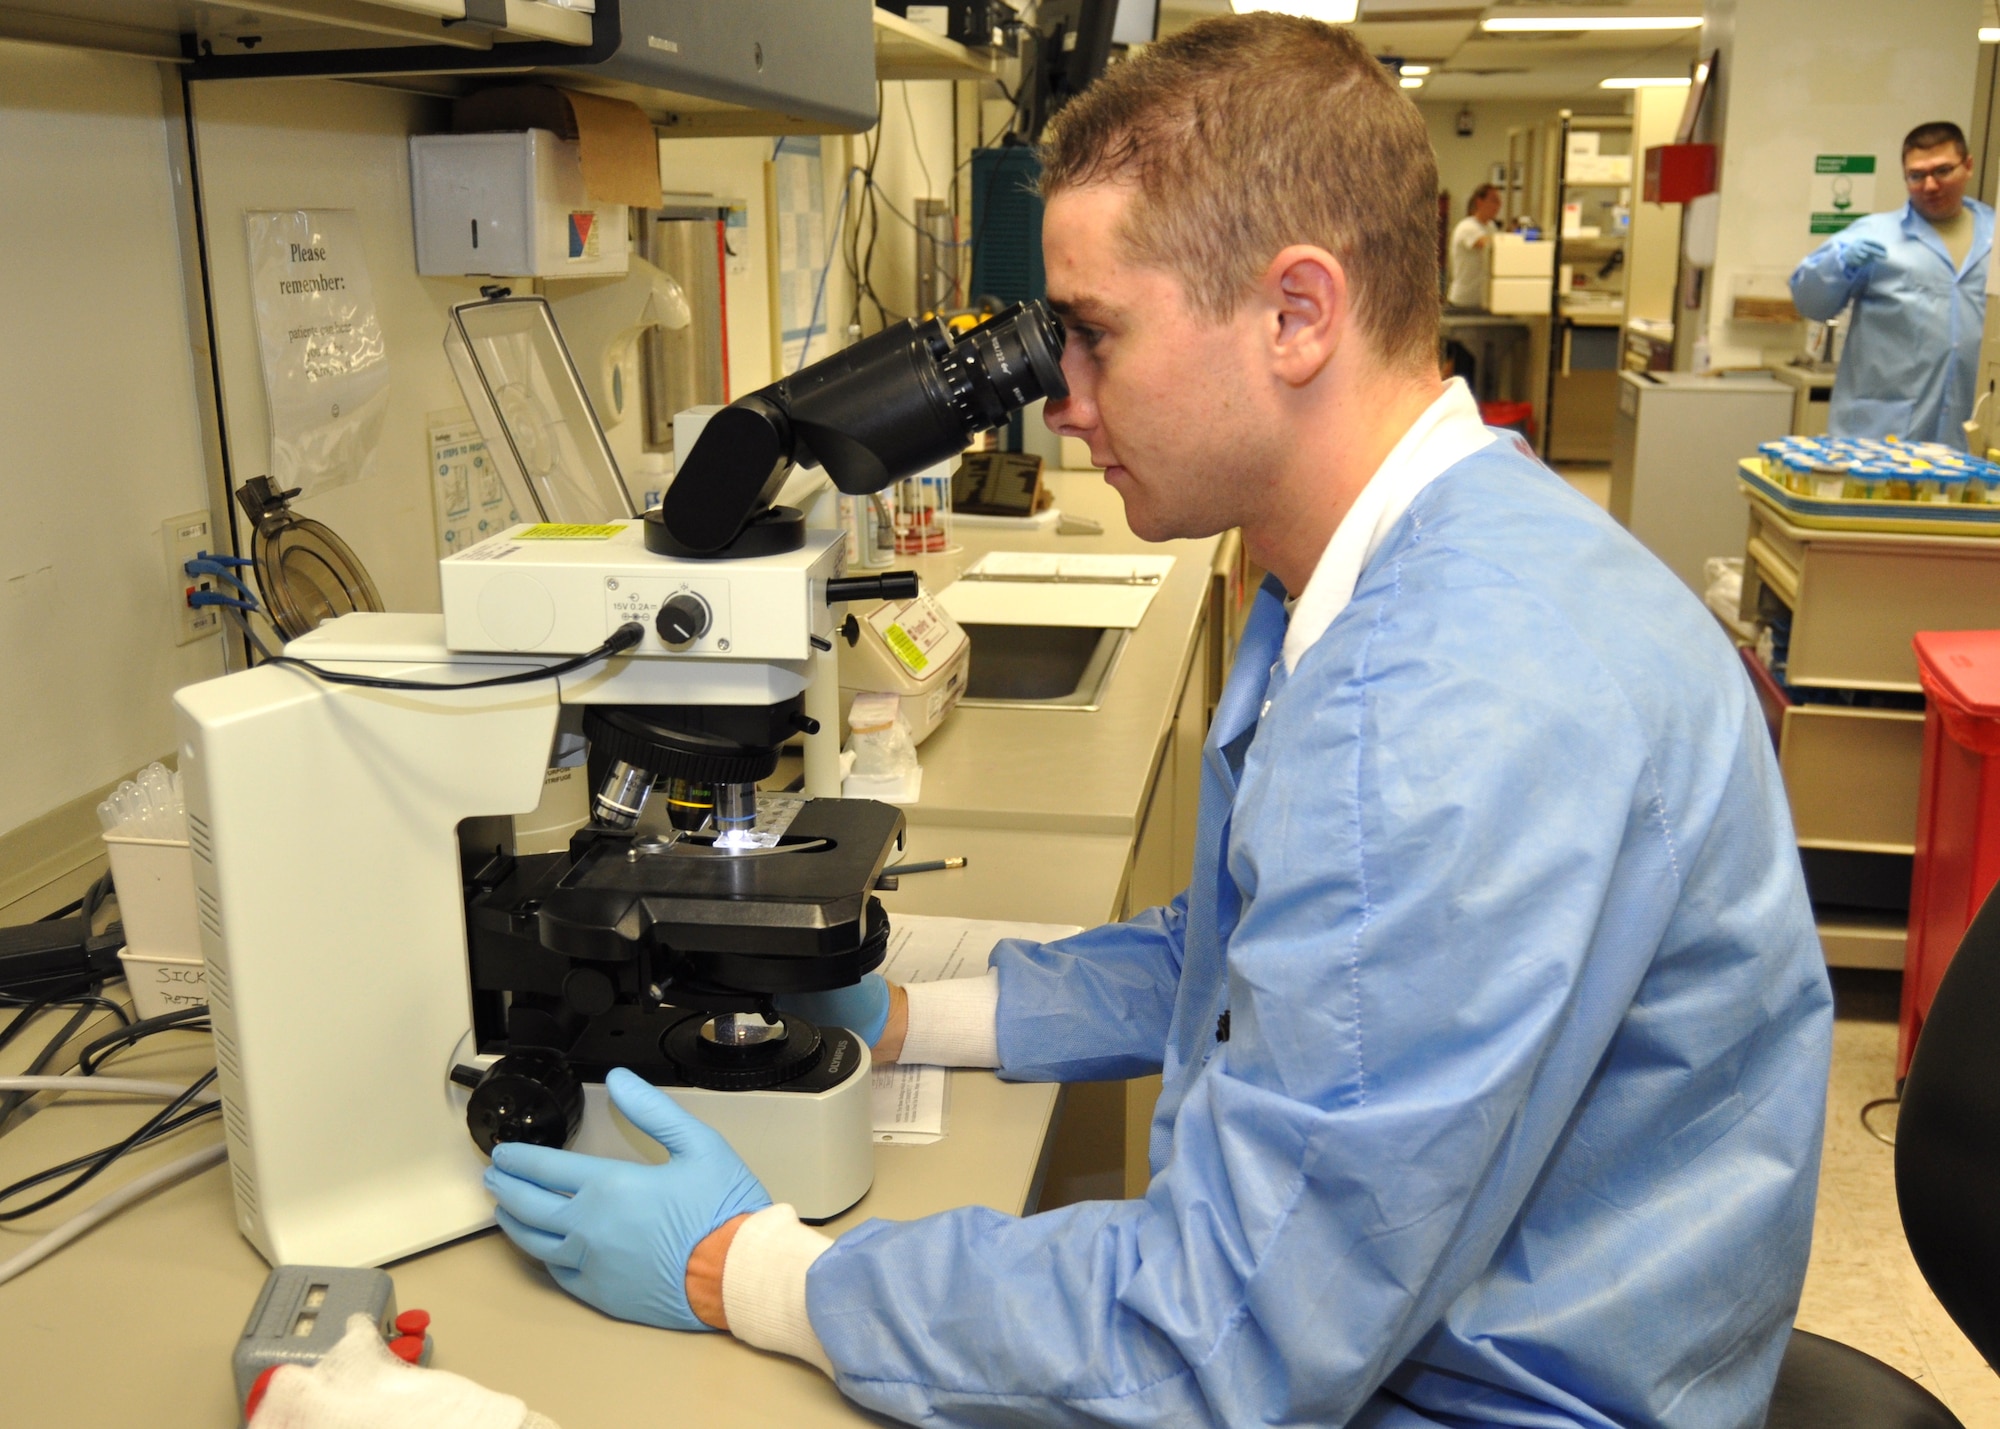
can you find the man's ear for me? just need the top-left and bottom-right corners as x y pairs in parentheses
(1261, 245), (1346, 387)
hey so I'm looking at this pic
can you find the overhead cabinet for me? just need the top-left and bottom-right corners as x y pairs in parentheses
(0, 0), (881, 135)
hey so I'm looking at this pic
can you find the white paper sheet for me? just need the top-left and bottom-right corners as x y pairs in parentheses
(933, 552), (1177, 629)
(870, 913), (1083, 1144)
(245, 209), (389, 497)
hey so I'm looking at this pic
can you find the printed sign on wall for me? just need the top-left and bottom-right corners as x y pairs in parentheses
(1810, 155), (1878, 235)
(245, 210), (389, 496)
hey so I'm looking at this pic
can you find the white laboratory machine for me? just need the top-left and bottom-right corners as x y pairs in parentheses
(1609, 370), (1794, 594)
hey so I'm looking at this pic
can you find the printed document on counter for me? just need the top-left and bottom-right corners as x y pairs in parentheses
(935, 552), (1176, 629)
(870, 914), (1083, 1144)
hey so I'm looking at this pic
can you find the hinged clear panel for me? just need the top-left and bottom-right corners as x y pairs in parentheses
(444, 296), (635, 525)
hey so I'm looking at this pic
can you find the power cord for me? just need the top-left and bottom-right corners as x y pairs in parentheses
(1860, 1094), (1900, 1147)
(0, 1001), (99, 1135)
(0, 1004), (221, 1287)
(76, 1005), (213, 1076)
(0, 1069), (218, 1221)
(260, 621), (645, 693)
(0, 1145), (223, 1288)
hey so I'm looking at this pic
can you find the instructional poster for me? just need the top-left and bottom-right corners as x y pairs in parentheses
(427, 409), (519, 557)
(1810, 155), (1877, 236)
(772, 136), (829, 373)
(245, 210), (389, 496)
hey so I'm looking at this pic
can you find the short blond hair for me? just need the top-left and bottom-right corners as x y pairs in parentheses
(1039, 13), (1439, 371)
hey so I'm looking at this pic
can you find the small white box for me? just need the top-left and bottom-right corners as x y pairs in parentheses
(1488, 276), (1553, 314)
(103, 835), (200, 960)
(1491, 234), (1555, 278)
(117, 948), (208, 1019)
(410, 130), (629, 279)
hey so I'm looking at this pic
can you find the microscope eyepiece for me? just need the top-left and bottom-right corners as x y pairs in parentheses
(654, 299), (1070, 556)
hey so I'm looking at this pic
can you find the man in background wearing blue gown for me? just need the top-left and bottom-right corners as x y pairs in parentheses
(485, 15), (1835, 1427)
(1792, 121), (1993, 450)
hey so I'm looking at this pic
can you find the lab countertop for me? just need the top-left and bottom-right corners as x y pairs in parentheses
(889, 471), (1222, 836)
(0, 832), (1099, 1429)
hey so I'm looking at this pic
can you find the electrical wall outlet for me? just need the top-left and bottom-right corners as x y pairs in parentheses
(164, 510), (224, 646)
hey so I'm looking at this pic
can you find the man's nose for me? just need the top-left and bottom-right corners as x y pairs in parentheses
(1044, 345), (1096, 436)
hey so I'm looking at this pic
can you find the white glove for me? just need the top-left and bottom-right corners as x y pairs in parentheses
(249, 1314), (558, 1429)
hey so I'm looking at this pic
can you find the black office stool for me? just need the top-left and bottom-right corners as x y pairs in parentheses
(1765, 884), (2000, 1428)
(1764, 1330), (1961, 1428)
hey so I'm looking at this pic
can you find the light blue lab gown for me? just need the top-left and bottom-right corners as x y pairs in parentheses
(1790, 199), (1994, 448)
(806, 442), (1833, 1427)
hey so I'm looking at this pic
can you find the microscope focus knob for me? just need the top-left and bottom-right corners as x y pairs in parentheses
(655, 592), (712, 650)
(462, 1051), (584, 1157)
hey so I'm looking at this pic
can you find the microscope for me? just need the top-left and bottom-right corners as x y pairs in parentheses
(174, 294), (1065, 1267)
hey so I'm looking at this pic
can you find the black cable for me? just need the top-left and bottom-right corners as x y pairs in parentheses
(0, 1002), (98, 1133)
(0, 992), (62, 1061)
(33, 870), (111, 926)
(0, 1103), (219, 1203)
(0, 991), (129, 1025)
(0, 1070), (217, 1221)
(261, 621), (644, 693)
(1860, 1093), (1899, 1148)
(76, 1005), (212, 1077)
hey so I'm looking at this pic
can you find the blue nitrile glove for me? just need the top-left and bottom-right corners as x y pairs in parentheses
(774, 971), (891, 1046)
(1838, 234), (1888, 278)
(483, 1068), (771, 1331)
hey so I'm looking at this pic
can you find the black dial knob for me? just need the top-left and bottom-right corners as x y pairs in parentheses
(655, 592), (711, 650)
(463, 1051), (583, 1156)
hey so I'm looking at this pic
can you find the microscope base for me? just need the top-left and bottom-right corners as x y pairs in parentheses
(571, 1052), (875, 1222)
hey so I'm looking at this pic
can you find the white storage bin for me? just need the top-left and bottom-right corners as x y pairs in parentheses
(103, 835), (200, 960)
(117, 949), (208, 1019)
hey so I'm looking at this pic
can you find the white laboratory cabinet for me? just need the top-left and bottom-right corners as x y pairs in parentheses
(1609, 371), (1794, 593)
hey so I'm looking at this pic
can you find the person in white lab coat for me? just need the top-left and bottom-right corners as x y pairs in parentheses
(1446, 182), (1502, 310)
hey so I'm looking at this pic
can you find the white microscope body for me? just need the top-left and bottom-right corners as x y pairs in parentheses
(173, 529), (870, 1267)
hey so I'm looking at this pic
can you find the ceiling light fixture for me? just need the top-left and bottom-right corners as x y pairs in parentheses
(1481, 15), (1700, 31)
(1600, 76), (1694, 88)
(1983, 26), (2000, 41)
(1232, 0), (1362, 23)
(1401, 64), (1432, 75)
(1399, 75), (1426, 87)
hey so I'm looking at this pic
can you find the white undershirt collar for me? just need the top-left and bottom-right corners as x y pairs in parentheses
(1279, 378), (1495, 673)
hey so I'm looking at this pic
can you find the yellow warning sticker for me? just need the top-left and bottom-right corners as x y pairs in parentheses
(883, 624), (929, 673)
(516, 523), (623, 540)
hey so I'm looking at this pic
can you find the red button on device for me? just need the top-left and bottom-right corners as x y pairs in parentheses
(388, 1336), (426, 1364)
(394, 1309), (431, 1336)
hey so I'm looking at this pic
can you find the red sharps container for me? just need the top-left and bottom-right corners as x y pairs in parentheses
(1902, 630), (2000, 1079)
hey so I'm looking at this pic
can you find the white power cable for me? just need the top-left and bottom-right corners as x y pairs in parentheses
(0, 1142), (226, 1288)
(0, 1076), (220, 1102)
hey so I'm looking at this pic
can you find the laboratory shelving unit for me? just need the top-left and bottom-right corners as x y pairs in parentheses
(1542, 111), (1633, 464)
(1737, 485), (2000, 968)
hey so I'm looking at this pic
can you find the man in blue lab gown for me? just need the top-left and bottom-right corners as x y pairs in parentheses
(487, 16), (1834, 1428)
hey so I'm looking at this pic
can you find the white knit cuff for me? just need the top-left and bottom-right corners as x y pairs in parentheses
(899, 970), (1002, 1068)
(722, 1204), (835, 1376)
